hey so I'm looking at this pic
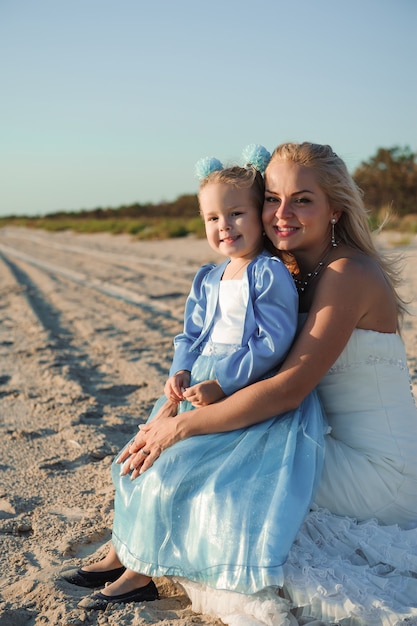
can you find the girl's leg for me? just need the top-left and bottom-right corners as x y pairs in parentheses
(80, 544), (152, 595)
(79, 543), (153, 593)
(61, 542), (154, 598)
(81, 543), (123, 572)
(60, 542), (127, 588)
(96, 569), (152, 597)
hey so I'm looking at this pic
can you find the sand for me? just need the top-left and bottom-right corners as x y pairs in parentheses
(0, 226), (416, 626)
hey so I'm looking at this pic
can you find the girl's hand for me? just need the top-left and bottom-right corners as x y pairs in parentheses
(183, 380), (225, 407)
(164, 370), (191, 403)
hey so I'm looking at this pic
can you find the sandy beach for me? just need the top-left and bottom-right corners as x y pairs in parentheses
(0, 226), (416, 626)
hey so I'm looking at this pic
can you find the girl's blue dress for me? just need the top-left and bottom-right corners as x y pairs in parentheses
(110, 254), (327, 594)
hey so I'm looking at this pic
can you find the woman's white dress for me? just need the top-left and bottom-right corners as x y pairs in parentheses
(182, 329), (417, 626)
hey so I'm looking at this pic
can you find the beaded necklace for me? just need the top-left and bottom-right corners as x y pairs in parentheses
(292, 243), (338, 294)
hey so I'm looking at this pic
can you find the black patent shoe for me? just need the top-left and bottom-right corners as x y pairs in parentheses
(60, 565), (126, 588)
(78, 579), (159, 610)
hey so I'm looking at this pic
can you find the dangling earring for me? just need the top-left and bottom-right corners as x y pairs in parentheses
(331, 218), (338, 247)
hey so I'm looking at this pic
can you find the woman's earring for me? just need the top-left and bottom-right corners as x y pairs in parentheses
(331, 218), (338, 247)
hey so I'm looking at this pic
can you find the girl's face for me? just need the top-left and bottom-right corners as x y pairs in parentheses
(263, 160), (338, 261)
(199, 182), (263, 260)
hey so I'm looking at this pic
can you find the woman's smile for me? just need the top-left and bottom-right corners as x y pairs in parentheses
(273, 225), (300, 238)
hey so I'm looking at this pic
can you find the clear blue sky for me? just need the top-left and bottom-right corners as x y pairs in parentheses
(1, 0), (416, 216)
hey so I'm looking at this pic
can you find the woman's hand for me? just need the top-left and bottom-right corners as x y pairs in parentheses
(117, 399), (182, 479)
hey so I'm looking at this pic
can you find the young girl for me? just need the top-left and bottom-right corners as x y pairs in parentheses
(61, 146), (327, 612)
(123, 145), (300, 476)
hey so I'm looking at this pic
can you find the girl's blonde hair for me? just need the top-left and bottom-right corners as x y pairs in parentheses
(198, 166), (265, 212)
(268, 142), (407, 322)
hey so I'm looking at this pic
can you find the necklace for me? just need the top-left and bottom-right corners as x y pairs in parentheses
(226, 260), (250, 280)
(292, 244), (337, 294)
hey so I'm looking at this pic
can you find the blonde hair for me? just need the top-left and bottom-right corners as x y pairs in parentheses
(198, 166), (265, 212)
(268, 142), (407, 322)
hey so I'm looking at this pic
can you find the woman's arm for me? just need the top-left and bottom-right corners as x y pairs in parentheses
(130, 254), (397, 474)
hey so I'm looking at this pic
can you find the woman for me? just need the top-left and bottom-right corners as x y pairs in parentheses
(64, 143), (417, 625)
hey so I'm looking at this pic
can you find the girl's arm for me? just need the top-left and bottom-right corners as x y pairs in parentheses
(168, 263), (215, 378)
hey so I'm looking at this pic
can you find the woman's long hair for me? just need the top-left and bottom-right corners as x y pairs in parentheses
(267, 142), (407, 323)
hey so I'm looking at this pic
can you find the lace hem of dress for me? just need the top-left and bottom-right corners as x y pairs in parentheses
(176, 578), (297, 626)
(283, 507), (417, 626)
(177, 508), (417, 626)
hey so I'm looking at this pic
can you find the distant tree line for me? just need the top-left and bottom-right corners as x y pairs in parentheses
(353, 146), (417, 216)
(2, 146), (416, 227)
(47, 194), (200, 221)
(55, 145), (413, 220)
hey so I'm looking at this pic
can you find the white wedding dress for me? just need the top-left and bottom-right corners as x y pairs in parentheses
(180, 329), (417, 626)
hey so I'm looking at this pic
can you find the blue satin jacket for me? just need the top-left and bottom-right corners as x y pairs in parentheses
(169, 252), (298, 396)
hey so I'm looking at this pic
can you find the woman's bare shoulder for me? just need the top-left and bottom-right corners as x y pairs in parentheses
(318, 247), (397, 332)
(329, 246), (379, 273)
(323, 247), (392, 295)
